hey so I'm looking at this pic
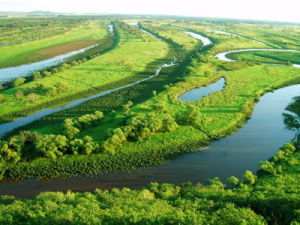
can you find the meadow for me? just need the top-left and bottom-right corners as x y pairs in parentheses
(228, 50), (300, 65)
(0, 22), (171, 123)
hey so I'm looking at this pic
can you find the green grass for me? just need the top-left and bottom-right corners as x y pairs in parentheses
(0, 16), (88, 45)
(141, 22), (201, 52)
(228, 50), (300, 65)
(0, 23), (171, 122)
(0, 21), (108, 68)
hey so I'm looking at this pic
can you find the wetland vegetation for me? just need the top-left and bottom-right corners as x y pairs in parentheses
(0, 14), (300, 225)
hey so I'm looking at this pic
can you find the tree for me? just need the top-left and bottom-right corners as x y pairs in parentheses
(123, 101), (133, 113)
(162, 114), (178, 132)
(35, 134), (68, 160)
(259, 161), (275, 174)
(81, 136), (97, 155)
(13, 77), (25, 87)
(63, 119), (79, 139)
(206, 177), (225, 189)
(227, 176), (239, 186)
(184, 105), (201, 125)
(42, 71), (52, 77)
(33, 72), (41, 80)
(103, 128), (127, 155)
(75, 111), (104, 129)
(0, 140), (21, 163)
(243, 170), (256, 185)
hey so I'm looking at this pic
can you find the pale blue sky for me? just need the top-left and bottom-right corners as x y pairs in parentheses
(1, 0), (300, 23)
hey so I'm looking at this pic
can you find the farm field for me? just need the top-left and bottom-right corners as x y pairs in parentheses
(0, 14), (300, 225)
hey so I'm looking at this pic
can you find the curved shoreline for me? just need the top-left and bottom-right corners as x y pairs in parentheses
(1, 26), (300, 198)
(1, 82), (299, 198)
(208, 30), (267, 45)
(0, 59), (177, 138)
(215, 48), (300, 67)
(0, 29), (208, 137)
(0, 25), (115, 84)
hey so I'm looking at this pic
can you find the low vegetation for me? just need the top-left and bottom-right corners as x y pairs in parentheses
(0, 142), (299, 225)
(228, 50), (300, 65)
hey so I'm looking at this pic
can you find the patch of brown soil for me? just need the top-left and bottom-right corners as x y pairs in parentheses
(38, 40), (97, 57)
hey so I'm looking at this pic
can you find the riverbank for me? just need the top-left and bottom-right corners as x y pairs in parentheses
(1, 19), (300, 195)
(0, 141), (299, 225)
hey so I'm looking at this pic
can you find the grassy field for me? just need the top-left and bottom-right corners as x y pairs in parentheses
(0, 16), (90, 45)
(228, 50), (300, 65)
(0, 22), (171, 123)
(0, 20), (108, 68)
(214, 23), (300, 49)
(141, 22), (201, 52)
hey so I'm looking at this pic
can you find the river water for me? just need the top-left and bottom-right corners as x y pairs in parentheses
(208, 30), (266, 45)
(0, 24), (115, 84)
(215, 48), (300, 68)
(0, 83), (298, 198)
(0, 29), (299, 199)
(178, 78), (225, 102)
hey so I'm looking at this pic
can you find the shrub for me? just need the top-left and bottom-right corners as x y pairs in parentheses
(13, 77), (25, 87)
(227, 176), (239, 186)
(242, 170), (256, 185)
(15, 90), (24, 99)
(33, 72), (42, 80)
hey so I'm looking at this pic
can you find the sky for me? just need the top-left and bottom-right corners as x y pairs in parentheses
(1, 0), (300, 23)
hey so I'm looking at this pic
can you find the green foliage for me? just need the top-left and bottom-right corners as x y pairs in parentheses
(6, 139), (300, 225)
(0, 94), (4, 102)
(124, 113), (178, 142)
(123, 100), (133, 113)
(183, 105), (201, 125)
(13, 77), (25, 87)
(33, 72), (42, 81)
(243, 170), (257, 185)
(227, 176), (239, 186)
(0, 140), (20, 163)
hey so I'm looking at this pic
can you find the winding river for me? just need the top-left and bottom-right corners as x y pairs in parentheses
(0, 83), (298, 198)
(0, 24), (115, 85)
(208, 30), (266, 45)
(0, 60), (177, 138)
(215, 48), (300, 67)
(0, 25), (180, 138)
(0, 29), (300, 198)
(184, 31), (212, 47)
